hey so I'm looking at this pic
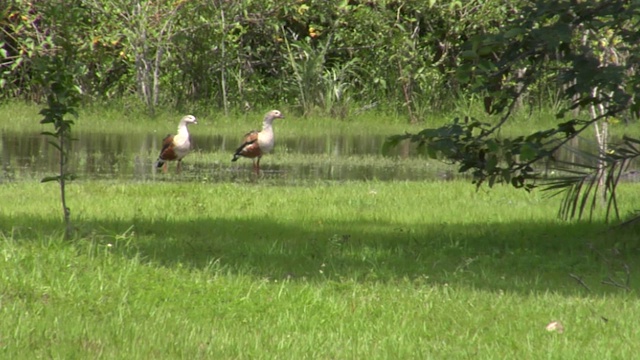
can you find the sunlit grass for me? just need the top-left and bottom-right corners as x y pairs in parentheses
(1, 179), (640, 358)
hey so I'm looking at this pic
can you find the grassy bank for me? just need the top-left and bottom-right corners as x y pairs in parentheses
(0, 101), (414, 137)
(3, 101), (637, 140)
(1, 180), (639, 358)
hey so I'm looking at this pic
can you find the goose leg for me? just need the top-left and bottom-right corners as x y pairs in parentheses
(255, 157), (261, 175)
(177, 160), (182, 174)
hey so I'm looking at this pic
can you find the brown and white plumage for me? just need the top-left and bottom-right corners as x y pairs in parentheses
(232, 110), (284, 174)
(155, 115), (198, 173)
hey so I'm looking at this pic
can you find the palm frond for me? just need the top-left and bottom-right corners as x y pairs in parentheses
(543, 136), (640, 223)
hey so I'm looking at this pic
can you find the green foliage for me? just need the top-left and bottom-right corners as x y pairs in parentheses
(385, 115), (590, 189)
(1, 1), (127, 101)
(459, 0), (640, 117)
(2, 0), (588, 117)
(388, 0), (640, 222)
(282, 36), (360, 117)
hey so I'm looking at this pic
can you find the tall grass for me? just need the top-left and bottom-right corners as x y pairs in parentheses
(1, 180), (639, 358)
(5, 101), (637, 139)
(0, 101), (412, 136)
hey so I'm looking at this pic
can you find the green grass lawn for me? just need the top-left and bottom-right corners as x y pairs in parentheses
(1, 179), (639, 358)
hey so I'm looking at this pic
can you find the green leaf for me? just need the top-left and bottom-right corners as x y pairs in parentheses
(488, 174), (497, 187)
(486, 139), (499, 152)
(503, 28), (523, 39)
(557, 121), (577, 137)
(485, 154), (498, 173)
(382, 135), (408, 154)
(460, 50), (478, 60)
(426, 145), (439, 159)
(511, 176), (524, 188)
(41, 176), (61, 183)
(501, 168), (511, 183)
(477, 45), (495, 57)
(519, 143), (538, 162)
(47, 141), (63, 152)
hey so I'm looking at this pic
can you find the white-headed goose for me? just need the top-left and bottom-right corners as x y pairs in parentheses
(155, 114), (197, 173)
(232, 110), (284, 174)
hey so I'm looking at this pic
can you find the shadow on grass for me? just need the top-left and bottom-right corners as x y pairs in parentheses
(3, 213), (639, 295)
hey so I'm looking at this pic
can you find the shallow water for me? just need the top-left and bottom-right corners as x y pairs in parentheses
(0, 131), (447, 182)
(1, 130), (637, 183)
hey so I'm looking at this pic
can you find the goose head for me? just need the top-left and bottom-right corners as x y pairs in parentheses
(181, 115), (198, 125)
(264, 110), (284, 123)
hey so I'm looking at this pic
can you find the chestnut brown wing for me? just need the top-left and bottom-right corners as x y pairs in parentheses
(232, 131), (262, 160)
(158, 134), (178, 161)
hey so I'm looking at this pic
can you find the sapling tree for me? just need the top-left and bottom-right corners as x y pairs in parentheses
(38, 56), (80, 239)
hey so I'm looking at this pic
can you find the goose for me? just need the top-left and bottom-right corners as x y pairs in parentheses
(155, 115), (198, 173)
(232, 110), (284, 174)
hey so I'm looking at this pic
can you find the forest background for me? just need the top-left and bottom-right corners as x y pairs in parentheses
(2, 0), (622, 120)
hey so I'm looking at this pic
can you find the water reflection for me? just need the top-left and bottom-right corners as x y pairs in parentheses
(1, 130), (637, 183)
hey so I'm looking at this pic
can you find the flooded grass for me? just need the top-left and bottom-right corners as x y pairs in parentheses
(1, 102), (431, 182)
(3, 102), (638, 184)
(1, 124), (458, 182)
(4, 129), (637, 184)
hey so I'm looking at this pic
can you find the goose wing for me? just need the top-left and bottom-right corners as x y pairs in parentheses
(232, 130), (261, 160)
(158, 134), (177, 161)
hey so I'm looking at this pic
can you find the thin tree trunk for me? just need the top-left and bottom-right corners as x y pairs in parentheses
(58, 130), (71, 239)
(397, 61), (417, 124)
(152, 43), (164, 109)
(220, 7), (229, 116)
(590, 86), (608, 204)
